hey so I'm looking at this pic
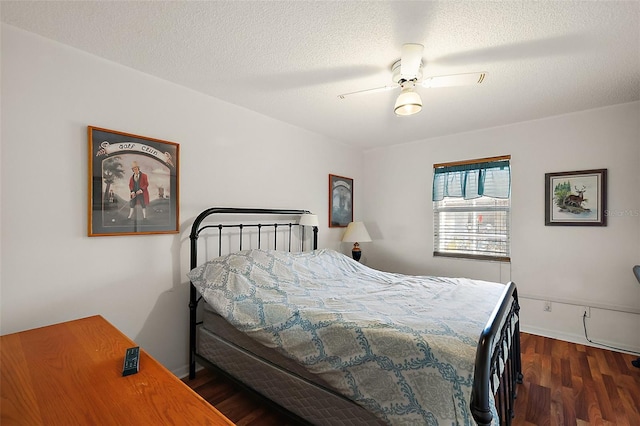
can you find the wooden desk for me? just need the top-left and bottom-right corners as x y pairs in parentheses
(1, 315), (234, 425)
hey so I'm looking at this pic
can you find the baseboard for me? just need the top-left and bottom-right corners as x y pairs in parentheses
(520, 324), (640, 355)
(173, 364), (205, 379)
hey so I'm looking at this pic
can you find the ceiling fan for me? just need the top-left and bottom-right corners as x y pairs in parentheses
(337, 43), (487, 116)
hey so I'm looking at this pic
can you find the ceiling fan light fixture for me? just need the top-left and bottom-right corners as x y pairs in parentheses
(394, 89), (422, 116)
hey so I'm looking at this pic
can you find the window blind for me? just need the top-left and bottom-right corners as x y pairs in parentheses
(433, 157), (511, 261)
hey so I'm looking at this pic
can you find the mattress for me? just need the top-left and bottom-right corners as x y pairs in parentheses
(199, 303), (384, 425)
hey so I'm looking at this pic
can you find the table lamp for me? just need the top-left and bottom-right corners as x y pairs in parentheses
(342, 222), (372, 262)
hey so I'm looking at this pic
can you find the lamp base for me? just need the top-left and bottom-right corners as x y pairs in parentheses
(352, 250), (362, 262)
(351, 242), (362, 262)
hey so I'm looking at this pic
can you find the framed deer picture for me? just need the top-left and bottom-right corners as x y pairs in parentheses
(545, 169), (607, 226)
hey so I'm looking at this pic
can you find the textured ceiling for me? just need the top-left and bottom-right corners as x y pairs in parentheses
(2, 1), (639, 149)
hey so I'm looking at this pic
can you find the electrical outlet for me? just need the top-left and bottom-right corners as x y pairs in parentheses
(543, 301), (552, 312)
(583, 306), (591, 318)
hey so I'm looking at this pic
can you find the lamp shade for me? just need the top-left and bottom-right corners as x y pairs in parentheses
(341, 222), (372, 243)
(299, 214), (319, 227)
(394, 90), (422, 116)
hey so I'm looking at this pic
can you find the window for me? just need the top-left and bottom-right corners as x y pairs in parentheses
(432, 156), (511, 261)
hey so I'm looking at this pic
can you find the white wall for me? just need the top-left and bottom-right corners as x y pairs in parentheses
(362, 101), (640, 353)
(0, 24), (363, 375)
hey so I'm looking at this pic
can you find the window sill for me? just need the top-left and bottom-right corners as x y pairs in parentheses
(433, 252), (511, 263)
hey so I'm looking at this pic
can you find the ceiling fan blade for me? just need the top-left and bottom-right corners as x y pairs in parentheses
(400, 43), (424, 80)
(337, 84), (399, 99)
(421, 72), (487, 88)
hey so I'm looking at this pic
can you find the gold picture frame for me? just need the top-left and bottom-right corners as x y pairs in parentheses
(88, 126), (180, 236)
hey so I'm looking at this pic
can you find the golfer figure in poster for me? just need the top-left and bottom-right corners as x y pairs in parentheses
(128, 161), (149, 220)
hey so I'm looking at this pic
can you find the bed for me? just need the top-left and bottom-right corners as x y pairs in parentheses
(188, 207), (522, 425)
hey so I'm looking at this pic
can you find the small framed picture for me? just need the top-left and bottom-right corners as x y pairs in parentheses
(88, 126), (180, 236)
(545, 169), (607, 226)
(329, 174), (353, 227)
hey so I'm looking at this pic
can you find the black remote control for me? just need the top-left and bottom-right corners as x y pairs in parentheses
(122, 346), (140, 376)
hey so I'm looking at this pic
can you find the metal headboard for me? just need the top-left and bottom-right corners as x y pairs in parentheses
(188, 207), (318, 379)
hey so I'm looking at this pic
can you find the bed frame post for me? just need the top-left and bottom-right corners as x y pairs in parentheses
(188, 230), (199, 380)
(188, 285), (197, 380)
(312, 225), (318, 250)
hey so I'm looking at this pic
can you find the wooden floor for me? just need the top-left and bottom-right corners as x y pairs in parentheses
(183, 366), (295, 425)
(182, 333), (640, 425)
(513, 333), (640, 426)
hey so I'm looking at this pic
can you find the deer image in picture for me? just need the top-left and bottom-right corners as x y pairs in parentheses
(563, 185), (590, 212)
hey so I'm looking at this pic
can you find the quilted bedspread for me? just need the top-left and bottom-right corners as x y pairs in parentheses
(188, 249), (506, 425)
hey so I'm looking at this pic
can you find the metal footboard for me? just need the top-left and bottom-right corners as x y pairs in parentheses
(471, 282), (522, 426)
